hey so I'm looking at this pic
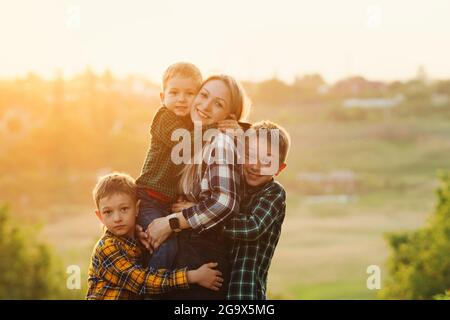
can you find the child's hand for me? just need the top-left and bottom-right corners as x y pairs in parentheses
(171, 200), (196, 213)
(187, 262), (223, 291)
(218, 114), (240, 132)
(218, 119), (241, 132)
(136, 225), (153, 254)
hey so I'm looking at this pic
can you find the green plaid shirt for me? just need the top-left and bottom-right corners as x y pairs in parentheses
(136, 106), (218, 201)
(136, 107), (192, 200)
(224, 180), (286, 300)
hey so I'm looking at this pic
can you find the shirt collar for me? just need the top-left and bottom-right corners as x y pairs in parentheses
(245, 178), (274, 195)
(105, 229), (138, 247)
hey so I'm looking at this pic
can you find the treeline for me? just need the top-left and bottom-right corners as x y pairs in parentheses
(244, 75), (450, 106)
(2, 69), (450, 175)
(2, 68), (450, 114)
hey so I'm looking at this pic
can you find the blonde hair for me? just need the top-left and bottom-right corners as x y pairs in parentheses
(162, 62), (203, 90)
(251, 120), (291, 164)
(178, 75), (250, 196)
(92, 172), (137, 209)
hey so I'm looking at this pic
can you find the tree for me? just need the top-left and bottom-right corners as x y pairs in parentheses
(434, 290), (450, 300)
(0, 205), (65, 299)
(435, 80), (450, 95)
(255, 77), (293, 105)
(293, 74), (326, 99)
(379, 171), (450, 299)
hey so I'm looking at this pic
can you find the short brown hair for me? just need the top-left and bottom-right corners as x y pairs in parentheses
(251, 120), (291, 164)
(92, 172), (137, 209)
(162, 62), (203, 90)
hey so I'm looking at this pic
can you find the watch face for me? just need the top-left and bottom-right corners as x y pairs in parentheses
(169, 217), (180, 230)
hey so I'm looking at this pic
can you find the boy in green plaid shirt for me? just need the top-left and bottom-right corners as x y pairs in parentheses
(135, 63), (202, 272)
(224, 121), (291, 300)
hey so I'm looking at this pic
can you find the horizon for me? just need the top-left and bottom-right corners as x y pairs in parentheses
(0, 65), (444, 86)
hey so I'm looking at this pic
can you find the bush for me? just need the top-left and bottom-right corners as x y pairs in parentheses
(0, 204), (65, 299)
(379, 171), (450, 299)
(433, 290), (450, 300)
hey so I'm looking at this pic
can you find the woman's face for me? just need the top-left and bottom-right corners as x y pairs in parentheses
(190, 79), (232, 125)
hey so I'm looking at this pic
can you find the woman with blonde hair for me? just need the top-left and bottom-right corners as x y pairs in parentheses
(145, 74), (250, 299)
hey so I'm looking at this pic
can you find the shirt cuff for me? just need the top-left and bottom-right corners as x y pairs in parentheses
(177, 267), (190, 290)
(182, 207), (204, 231)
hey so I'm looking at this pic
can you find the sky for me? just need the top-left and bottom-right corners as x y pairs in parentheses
(1, 0), (449, 83)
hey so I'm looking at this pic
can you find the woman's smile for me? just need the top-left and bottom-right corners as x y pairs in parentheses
(195, 108), (210, 120)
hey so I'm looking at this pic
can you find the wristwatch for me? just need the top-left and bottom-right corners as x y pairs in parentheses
(167, 213), (182, 233)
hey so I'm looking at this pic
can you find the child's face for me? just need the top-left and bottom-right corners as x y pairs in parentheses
(161, 76), (199, 117)
(244, 142), (284, 188)
(95, 193), (140, 238)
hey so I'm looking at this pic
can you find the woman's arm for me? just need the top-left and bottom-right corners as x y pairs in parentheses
(147, 134), (242, 249)
(180, 134), (241, 231)
(145, 211), (191, 251)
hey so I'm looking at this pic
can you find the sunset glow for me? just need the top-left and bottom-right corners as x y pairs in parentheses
(1, 0), (450, 82)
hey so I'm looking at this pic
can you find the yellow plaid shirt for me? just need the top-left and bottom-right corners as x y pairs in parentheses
(87, 230), (189, 300)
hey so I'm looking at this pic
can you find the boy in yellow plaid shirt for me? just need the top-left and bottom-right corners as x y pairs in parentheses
(86, 172), (223, 300)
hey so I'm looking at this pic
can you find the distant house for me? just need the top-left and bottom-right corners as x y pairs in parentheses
(431, 93), (449, 107)
(342, 94), (404, 109)
(332, 76), (386, 96)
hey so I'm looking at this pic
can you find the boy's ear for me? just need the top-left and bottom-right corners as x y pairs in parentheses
(95, 210), (103, 223)
(159, 91), (165, 104)
(136, 199), (141, 216)
(275, 163), (287, 176)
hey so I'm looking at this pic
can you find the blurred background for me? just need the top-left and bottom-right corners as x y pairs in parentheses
(1, 0), (449, 299)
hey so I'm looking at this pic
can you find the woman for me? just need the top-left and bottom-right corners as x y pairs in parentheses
(144, 74), (249, 299)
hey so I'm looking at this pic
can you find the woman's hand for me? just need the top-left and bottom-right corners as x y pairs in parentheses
(147, 217), (173, 250)
(186, 262), (223, 291)
(171, 200), (197, 213)
(135, 225), (153, 253)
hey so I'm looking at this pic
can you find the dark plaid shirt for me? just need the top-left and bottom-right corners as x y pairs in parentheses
(86, 230), (189, 300)
(136, 107), (192, 200)
(182, 132), (242, 231)
(224, 180), (286, 300)
(136, 107), (218, 201)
